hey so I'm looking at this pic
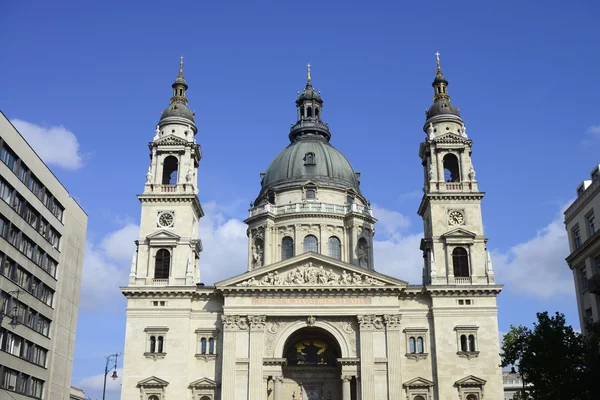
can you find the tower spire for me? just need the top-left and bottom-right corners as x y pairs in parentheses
(307, 63), (312, 84)
(179, 55), (184, 78)
(432, 51), (449, 102)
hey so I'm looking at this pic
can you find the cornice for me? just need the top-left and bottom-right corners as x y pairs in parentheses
(138, 195), (204, 218)
(245, 211), (376, 225)
(418, 192), (485, 216)
(425, 285), (503, 296)
(219, 286), (405, 295)
(121, 286), (217, 299)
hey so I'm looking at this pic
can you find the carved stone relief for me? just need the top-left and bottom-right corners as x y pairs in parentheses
(223, 315), (249, 331)
(236, 262), (386, 287)
(357, 314), (385, 331)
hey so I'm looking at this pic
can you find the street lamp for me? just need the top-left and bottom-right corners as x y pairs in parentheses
(0, 290), (21, 327)
(102, 353), (120, 400)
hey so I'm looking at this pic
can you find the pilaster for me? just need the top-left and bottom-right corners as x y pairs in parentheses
(357, 314), (380, 399)
(221, 315), (247, 399)
(248, 315), (266, 400)
(384, 314), (402, 399)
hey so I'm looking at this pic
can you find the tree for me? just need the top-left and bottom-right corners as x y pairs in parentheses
(501, 311), (599, 400)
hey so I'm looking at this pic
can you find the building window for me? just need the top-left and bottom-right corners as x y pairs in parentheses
(581, 267), (589, 291)
(328, 236), (341, 260)
(443, 153), (460, 182)
(452, 247), (469, 277)
(0, 145), (16, 171)
(154, 249), (170, 279)
(304, 152), (316, 165)
(409, 337), (415, 353)
(573, 226), (582, 249)
(282, 237), (294, 260)
(195, 329), (219, 358)
(404, 328), (428, 359)
(162, 155), (179, 185)
(145, 327), (168, 357)
(587, 211), (596, 236)
(0, 178), (13, 202)
(304, 235), (318, 253)
(305, 189), (316, 199)
(456, 326), (479, 356)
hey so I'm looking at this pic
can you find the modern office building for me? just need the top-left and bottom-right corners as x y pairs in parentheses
(0, 112), (87, 399)
(564, 165), (600, 330)
(502, 370), (524, 400)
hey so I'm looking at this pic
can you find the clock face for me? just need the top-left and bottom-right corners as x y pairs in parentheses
(448, 210), (464, 225)
(158, 212), (174, 227)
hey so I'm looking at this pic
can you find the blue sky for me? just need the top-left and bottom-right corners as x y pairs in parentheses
(1, 0), (599, 398)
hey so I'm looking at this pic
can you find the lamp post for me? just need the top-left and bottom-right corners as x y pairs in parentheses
(0, 290), (22, 327)
(102, 353), (119, 400)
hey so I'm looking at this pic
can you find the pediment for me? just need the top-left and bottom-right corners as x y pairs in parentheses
(441, 227), (477, 239)
(146, 230), (181, 241)
(215, 252), (407, 290)
(188, 377), (218, 389)
(455, 375), (487, 386)
(154, 134), (189, 147)
(403, 376), (434, 388)
(137, 376), (169, 388)
(435, 132), (468, 142)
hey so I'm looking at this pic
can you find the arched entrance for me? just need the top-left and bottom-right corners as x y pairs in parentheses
(281, 327), (343, 400)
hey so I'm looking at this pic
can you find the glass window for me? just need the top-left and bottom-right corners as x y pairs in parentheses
(11, 194), (24, 215)
(154, 249), (170, 279)
(417, 337), (424, 353)
(209, 338), (215, 354)
(0, 217), (8, 238)
(452, 247), (470, 277)
(282, 237), (294, 260)
(0, 145), (16, 170)
(18, 163), (28, 183)
(305, 189), (316, 199)
(587, 211), (596, 236)
(157, 336), (164, 353)
(2, 368), (18, 390)
(0, 178), (13, 202)
(468, 334), (476, 351)
(573, 226), (582, 249)
(150, 336), (156, 353)
(304, 235), (318, 253)
(328, 236), (341, 260)
(30, 378), (43, 398)
(201, 337), (207, 354)
(409, 337), (415, 353)
(460, 334), (468, 352)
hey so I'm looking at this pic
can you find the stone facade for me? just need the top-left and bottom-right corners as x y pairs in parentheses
(0, 112), (88, 400)
(564, 164), (600, 330)
(120, 59), (504, 400)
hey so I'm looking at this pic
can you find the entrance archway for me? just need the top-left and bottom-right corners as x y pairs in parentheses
(280, 327), (343, 400)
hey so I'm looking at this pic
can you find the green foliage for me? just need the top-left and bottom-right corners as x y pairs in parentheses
(501, 312), (599, 400)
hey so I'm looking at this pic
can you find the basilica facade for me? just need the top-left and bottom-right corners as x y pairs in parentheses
(120, 58), (504, 400)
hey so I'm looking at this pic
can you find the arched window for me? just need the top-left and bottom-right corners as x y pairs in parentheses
(468, 334), (476, 352)
(466, 395), (478, 400)
(452, 247), (469, 277)
(209, 338), (215, 354)
(201, 338), (207, 354)
(409, 337), (416, 353)
(460, 334), (468, 352)
(200, 397), (211, 400)
(300, 106), (305, 118)
(267, 191), (275, 204)
(162, 156), (179, 184)
(414, 397), (425, 400)
(357, 238), (369, 268)
(417, 337), (424, 353)
(150, 336), (156, 353)
(307, 107), (313, 117)
(154, 249), (171, 279)
(315, 108), (320, 119)
(149, 396), (160, 400)
(304, 152), (315, 165)
(443, 153), (460, 182)
(282, 237), (294, 260)
(328, 237), (341, 260)
(304, 235), (318, 253)
(157, 336), (164, 353)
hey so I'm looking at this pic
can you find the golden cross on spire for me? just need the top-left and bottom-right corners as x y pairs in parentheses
(307, 63), (312, 82)
(435, 51), (441, 71)
(179, 55), (184, 76)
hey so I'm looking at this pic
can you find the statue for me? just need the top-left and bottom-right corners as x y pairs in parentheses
(306, 315), (316, 326)
(252, 243), (263, 267)
(468, 165), (476, 181)
(153, 125), (160, 141)
(427, 123), (435, 140)
(461, 124), (468, 138)
(428, 165), (434, 181)
(145, 166), (152, 184)
(185, 167), (193, 183)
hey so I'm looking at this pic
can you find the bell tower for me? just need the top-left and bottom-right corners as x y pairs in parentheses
(128, 57), (204, 287)
(417, 53), (494, 286)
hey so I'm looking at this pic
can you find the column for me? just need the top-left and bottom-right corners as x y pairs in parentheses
(341, 376), (351, 400)
(221, 315), (244, 399)
(273, 376), (283, 400)
(249, 315), (266, 400)
(357, 315), (375, 399)
(384, 314), (403, 399)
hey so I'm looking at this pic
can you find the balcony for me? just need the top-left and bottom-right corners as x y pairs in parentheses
(443, 182), (463, 191)
(144, 184), (195, 194)
(589, 274), (600, 295)
(248, 202), (373, 218)
(455, 277), (472, 285)
(152, 279), (168, 286)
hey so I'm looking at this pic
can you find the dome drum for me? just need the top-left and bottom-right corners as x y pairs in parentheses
(289, 120), (331, 142)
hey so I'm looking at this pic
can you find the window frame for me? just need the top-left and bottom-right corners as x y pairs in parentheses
(328, 236), (341, 260)
(455, 326), (479, 359)
(144, 327), (169, 359)
(586, 210), (596, 237)
(404, 327), (428, 360)
(195, 328), (219, 360)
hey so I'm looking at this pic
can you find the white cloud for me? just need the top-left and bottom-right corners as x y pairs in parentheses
(586, 125), (600, 136)
(12, 119), (84, 170)
(493, 213), (574, 300)
(371, 204), (412, 236)
(374, 233), (424, 284)
(198, 202), (248, 285)
(76, 368), (122, 392)
(81, 224), (138, 310)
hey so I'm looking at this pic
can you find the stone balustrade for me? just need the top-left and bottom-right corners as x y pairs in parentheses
(248, 202), (373, 218)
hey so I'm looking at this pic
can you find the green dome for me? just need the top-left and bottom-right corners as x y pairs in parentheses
(426, 99), (461, 120)
(261, 136), (360, 193)
(160, 101), (194, 121)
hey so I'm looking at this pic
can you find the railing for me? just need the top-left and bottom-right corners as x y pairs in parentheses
(152, 279), (168, 286)
(248, 202), (373, 218)
(443, 182), (463, 191)
(454, 277), (472, 285)
(160, 185), (177, 193)
(144, 184), (195, 194)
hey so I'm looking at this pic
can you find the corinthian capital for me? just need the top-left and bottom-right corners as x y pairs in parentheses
(249, 315), (267, 331)
(383, 314), (402, 330)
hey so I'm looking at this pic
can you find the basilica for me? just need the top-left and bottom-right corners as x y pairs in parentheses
(120, 57), (504, 400)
